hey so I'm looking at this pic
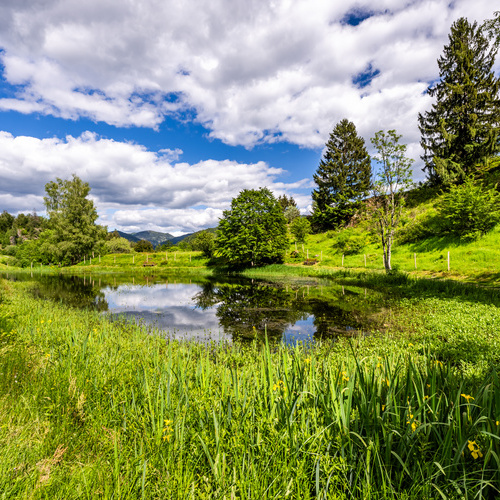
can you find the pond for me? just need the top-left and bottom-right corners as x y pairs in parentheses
(1, 272), (385, 343)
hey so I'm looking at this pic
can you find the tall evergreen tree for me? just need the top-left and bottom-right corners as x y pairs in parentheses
(418, 17), (500, 186)
(311, 119), (371, 231)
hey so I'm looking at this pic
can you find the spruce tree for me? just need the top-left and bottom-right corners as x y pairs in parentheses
(311, 119), (371, 231)
(418, 17), (500, 186)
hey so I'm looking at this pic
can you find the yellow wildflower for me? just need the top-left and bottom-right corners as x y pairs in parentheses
(461, 394), (474, 403)
(273, 380), (286, 392)
(467, 440), (483, 460)
(304, 357), (311, 365)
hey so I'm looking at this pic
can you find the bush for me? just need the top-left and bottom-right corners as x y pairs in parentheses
(290, 217), (311, 243)
(332, 228), (369, 255)
(438, 178), (500, 240)
(105, 237), (132, 254)
(396, 208), (444, 244)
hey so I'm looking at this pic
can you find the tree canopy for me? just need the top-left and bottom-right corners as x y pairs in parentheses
(311, 119), (371, 231)
(371, 130), (414, 272)
(418, 17), (500, 186)
(216, 188), (288, 266)
(44, 174), (106, 265)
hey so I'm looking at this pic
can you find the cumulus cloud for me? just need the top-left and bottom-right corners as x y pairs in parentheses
(0, 131), (308, 233)
(0, 0), (497, 150)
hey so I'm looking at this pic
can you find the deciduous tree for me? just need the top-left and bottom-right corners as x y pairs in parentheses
(216, 188), (288, 266)
(44, 175), (106, 265)
(371, 130), (413, 272)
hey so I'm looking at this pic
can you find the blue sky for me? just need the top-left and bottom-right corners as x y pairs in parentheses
(0, 0), (497, 235)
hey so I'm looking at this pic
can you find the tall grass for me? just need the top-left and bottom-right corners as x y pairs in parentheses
(1, 279), (499, 498)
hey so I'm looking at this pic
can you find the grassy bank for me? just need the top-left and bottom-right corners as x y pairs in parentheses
(1, 278), (500, 498)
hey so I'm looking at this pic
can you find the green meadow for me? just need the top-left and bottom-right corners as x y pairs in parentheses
(1, 265), (500, 498)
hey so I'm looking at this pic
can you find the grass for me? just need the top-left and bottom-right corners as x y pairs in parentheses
(1, 278), (500, 498)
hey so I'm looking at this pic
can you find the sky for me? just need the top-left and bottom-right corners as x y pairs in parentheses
(0, 0), (498, 236)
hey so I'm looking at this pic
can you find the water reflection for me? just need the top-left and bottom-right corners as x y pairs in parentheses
(1, 272), (381, 343)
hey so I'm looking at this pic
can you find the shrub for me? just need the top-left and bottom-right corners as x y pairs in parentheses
(332, 228), (369, 255)
(438, 178), (500, 240)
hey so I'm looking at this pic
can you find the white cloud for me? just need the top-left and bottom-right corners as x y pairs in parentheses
(0, 0), (496, 150)
(0, 131), (308, 233)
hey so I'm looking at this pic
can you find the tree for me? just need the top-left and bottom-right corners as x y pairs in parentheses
(371, 130), (414, 272)
(277, 194), (297, 212)
(284, 205), (300, 223)
(44, 175), (107, 265)
(133, 239), (154, 253)
(216, 188), (288, 266)
(418, 17), (500, 186)
(192, 230), (216, 258)
(438, 178), (500, 240)
(290, 217), (311, 243)
(311, 119), (371, 231)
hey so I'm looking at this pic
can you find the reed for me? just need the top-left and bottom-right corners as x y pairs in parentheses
(1, 279), (499, 499)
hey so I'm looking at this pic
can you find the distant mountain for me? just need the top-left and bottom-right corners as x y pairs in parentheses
(110, 228), (216, 248)
(115, 231), (140, 243)
(133, 230), (174, 247)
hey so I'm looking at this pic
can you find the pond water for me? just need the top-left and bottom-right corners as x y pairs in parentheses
(1, 272), (384, 343)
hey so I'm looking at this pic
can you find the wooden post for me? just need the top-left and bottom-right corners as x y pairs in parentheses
(166, 251), (168, 261)
(99, 254), (101, 263)
(114, 255), (116, 263)
(90, 257), (92, 265)
(307, 249), (309, 259)
(133, 255), (135, 264)
(447, 251), (450, 271)
(342, 254), (344, 266)
(414, 253), (417, 270)
(84, 256), (86, 264)
(175, 252), (177, 261)
(146, 254), (149, 263)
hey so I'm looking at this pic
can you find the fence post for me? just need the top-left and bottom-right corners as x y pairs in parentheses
(447, 251), (450, 271)
(342, 254), (344, 266)
(414, 252), (417, 270)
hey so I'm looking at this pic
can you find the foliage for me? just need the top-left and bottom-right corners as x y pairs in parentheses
(277, 194), (297, 213)
(43, 175), (107, 265)
(191, 230), (216, 258)
(283, 205), (300, 223)
(311, 119), (371, 231)
(371, 130), (414, 271)
(395, 207), (443, 244)
(216, 188), (288, 266)
(332, 228), (369, 255)
(133, 239), (154, 252)
(438, 178), (500, 240)
(1, 279), (500, 498)
(418, 17), (500, 186)
(105, 237), (132, 254)
(289, 216), (311, 243)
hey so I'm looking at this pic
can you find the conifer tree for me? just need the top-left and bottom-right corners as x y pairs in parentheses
(418, 17), (500, 186)
(311, 119), (371, 231)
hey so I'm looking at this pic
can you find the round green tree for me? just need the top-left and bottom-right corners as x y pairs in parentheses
(216, 188), (288, 266)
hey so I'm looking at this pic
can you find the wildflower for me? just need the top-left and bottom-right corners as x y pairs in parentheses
(341, 371), (349, 382)
(381, 405), (386, 411)
(304, 357), (311, 365)
(406, 414), (418, 432)
(273, 380), (286, 392)
(45, 353), (50, 359)
(467, 440), (483, 460)
(496, 421), (499, 426)
(461, 394), (474, 403)
(424, 395), (429, 400)
(162, 419), (173, 442)
(408, 343), (414, 347)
